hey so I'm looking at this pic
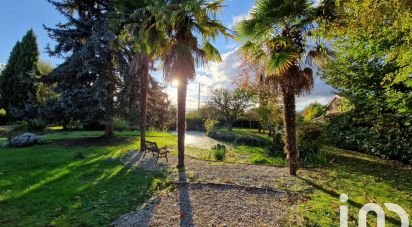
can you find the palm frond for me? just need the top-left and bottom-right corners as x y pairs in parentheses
(204, 0), (224, 15)
(202, 41), (222, 62)
(236, 19), (258, 40)
(267, 52), (300, 75)
(305, 43), (334, 67)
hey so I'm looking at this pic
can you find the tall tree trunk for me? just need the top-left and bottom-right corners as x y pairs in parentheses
(127, 57), (139, 129)
(177, 79), (187, 168)
(282, 88), (298, 176)
(139, 57), (149, 152)
(227, 119), (233, 131)
(105, 82), (115, 137)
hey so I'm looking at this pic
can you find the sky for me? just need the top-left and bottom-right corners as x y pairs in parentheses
(0, 0), (334, 111)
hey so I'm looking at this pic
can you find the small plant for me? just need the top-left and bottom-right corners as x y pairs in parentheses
(302, 150), (327, 166)
(212, 143), (226, 161)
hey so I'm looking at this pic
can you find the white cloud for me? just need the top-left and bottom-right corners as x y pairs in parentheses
(224, 42), (238, 50)
(162, 49), (335, 112)
(230, 11), (252, 29)
(312, 0), (321, 7)
(164, 49), (242, 110)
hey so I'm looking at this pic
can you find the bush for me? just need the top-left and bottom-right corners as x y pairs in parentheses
(212, 144), (226, 161)
(186, 118), (204, 131)
(266, 131), (284, 157)
(297, 123), (325, 164)
(326, 112), (412, 164)
(27, 119), (47, 131)
(113, 117), (129, 131)
(204, 119), (219, 134)
(0, 109), (7, 125)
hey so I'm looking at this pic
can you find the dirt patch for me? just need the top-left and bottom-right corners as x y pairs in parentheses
(55, 136), (134, 147)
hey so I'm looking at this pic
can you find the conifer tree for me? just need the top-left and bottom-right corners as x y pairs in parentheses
(0, 29), (39, 121)
(44, 0), (121, 136)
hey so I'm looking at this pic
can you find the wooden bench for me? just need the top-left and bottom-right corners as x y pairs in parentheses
(143, 141), (169, 163)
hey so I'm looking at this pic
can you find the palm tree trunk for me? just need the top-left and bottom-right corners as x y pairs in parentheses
(139, 58), (149, 152)
(177, 79), (187, 168)
(282, 88), (298, 176)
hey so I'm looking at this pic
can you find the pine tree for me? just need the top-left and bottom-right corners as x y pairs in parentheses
(44, 0), (121, 136)
(0, 29), (39, 121)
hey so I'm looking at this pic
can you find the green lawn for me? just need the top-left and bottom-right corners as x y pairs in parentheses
(185, 145), (287, 166)
(217, 127), (272, 142)
(282, 147), (412, 226)
(0, 131), (174, 227)
(1, 130), (410, 226)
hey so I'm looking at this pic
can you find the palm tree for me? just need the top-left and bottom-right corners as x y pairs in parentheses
(115, 1), (168, 152)
(151, 0), (231, 168)
(237, 0), (331, 175)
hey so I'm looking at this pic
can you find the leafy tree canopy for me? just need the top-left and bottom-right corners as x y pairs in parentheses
(321, 0), (412, 125)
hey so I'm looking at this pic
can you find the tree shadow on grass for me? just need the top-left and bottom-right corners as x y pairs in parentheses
(55, 136), (134, 147)
(178, 169), (194, 226)
(0, 153), (160, 226)
(297, 176), (403, 226)
(325, 147), (412, 192)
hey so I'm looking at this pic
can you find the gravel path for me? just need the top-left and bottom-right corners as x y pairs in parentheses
(113, 183), (288, 227)
(113, 152), (293, 226)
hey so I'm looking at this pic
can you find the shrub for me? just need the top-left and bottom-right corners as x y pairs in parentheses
(326, 112), (411, 164)
(204, 119), (219, 134)
(266, 131), (284, 157)
(186, 118), (204, 131)
(212, 144), (226, 161)
(113, 117), (129, 131)
(297, 122), (325, 164)
(28, 119), (47, 131)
